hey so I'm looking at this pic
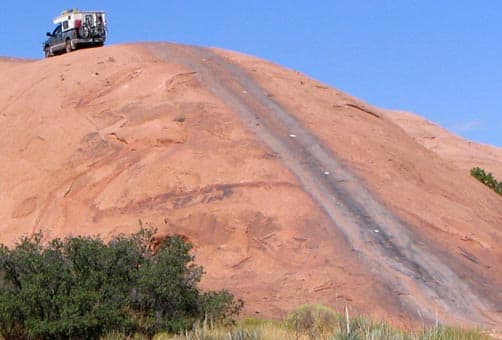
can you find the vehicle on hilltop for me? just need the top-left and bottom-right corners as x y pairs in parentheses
(43, 9), (107, 58)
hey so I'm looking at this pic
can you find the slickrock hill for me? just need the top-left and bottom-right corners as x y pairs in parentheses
(0, 43), (500, 329)
(383, 110), (502, 180)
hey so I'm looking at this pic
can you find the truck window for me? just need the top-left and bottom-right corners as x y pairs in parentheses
(85, 15), (94, 26)
(63, 21), (69, 30)
(52, 24), (62, 36)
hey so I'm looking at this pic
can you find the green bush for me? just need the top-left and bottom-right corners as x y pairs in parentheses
(0, 228), (242, 339)
(470, 167), (502, 195)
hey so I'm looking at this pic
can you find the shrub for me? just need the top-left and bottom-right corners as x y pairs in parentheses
(0, 228), (242, 339)
(284, 304), (339, 337)
(201, 291), (244, 326)
(470, 167), (502, 196)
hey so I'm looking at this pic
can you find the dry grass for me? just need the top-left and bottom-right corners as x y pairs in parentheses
(101, 305), (492, 340)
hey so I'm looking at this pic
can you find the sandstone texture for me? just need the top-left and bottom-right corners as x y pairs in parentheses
(0, 43), (500, 329)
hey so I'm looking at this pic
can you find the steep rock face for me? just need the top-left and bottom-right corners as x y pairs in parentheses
(0, 43), (500, 328)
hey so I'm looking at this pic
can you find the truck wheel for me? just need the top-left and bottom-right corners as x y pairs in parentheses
(65, 40), (72, 53)
(44, 47), (51, 58)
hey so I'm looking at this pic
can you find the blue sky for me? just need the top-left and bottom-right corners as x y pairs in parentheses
(1, 1), (501, 146)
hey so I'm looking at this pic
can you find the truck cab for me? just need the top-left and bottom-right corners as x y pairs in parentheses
(43, 9), (107, 58)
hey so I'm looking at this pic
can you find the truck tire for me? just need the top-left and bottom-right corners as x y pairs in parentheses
(44, 47), (51, 58)
(79, 26), (90, 39)
(65, 40), (72, 53)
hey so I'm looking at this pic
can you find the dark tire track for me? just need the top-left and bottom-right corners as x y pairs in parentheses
(147, 43), (499, 327)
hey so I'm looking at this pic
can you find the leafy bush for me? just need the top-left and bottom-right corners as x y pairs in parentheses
(0, 228), (242, 339)
(201, 291), (244, 326)
(471, 167), (502, 195)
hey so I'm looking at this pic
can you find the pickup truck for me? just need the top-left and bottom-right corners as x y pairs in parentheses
(43, 9), (107, 57)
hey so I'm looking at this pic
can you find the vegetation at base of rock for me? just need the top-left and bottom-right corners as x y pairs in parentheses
(471, 167), (502, 195)
(161, 305), (490, 340)
(0, 228), (243, 339)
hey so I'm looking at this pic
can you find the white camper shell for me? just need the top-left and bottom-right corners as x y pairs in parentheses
(53, 9), (107, 32)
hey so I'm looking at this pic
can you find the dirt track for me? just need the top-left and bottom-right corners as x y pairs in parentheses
(148, 43), (499, 327)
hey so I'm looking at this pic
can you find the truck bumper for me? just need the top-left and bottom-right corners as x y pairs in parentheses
(72, 37), (106, 48)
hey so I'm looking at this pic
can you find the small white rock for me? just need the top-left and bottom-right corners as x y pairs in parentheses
(289, 134), (297, 138)
(374, 229), (380, 233)
(323, 171), (330, 175)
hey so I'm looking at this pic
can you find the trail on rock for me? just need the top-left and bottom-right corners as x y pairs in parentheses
(148, 43), (498, 326)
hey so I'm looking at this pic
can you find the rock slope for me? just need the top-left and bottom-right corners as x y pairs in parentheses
(0, 43), (500, 329)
